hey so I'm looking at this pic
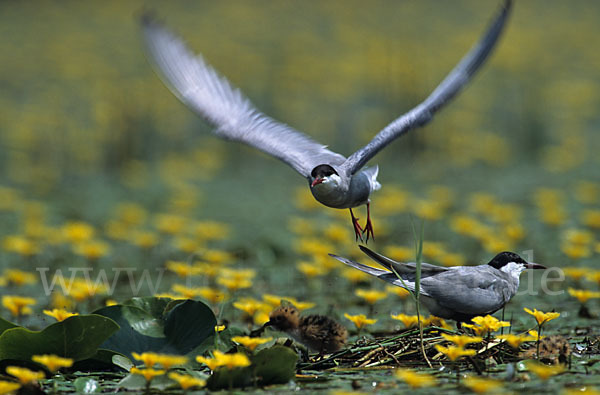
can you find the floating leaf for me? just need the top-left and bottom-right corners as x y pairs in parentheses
(73, 377), (100, 393)
(207, 345), (298, 390)
(94, 298), (216, 361)
(0, 315), (119, 362)
(0, 316), (17, 336)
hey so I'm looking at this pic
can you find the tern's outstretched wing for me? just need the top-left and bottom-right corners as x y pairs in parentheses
(141, 16), (346, 178)
(340, 0), (511, 176)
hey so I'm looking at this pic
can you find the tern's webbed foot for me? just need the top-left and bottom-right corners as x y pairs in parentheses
(362, 202), (375, 243)
(349, 208), (364, 242)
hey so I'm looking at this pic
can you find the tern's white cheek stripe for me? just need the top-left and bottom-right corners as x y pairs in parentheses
(499, 261), (526, 279)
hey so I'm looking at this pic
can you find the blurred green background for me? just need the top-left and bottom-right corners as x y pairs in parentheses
(0, 0), (599, 299)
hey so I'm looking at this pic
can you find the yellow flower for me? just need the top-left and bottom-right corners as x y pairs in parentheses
(260, 295), (314, 311)
(5, 366), (44, 384)
(575, 181), (600, 204)
(212, 350), (251, 370)
(3, 269), (36, 286)
(382, 245), (414, 262)
(2, 295), (36, 317)
(581, 209), (600, 229)
(32, 354), (73, 373)
(233, 298), (269, 317)
(165, 261), (195, 277)
(324, 224), (351, 243)
(105, 300), (118, 306)
(216, 276), (252, 292)
(395, 368), (436, 388)
(201, 249), (234, 264)
(386, 285), (410, 299)
(214, 325), (226, 332)
(526, 330), (545, 341)
(390, 313), (419, 329)
(413, 199), (445, 220)
(197, 287), (227, 304)
(192, 262), (220, 278)
(422, 242), (446, 260)
(355, 289), (387, 304)
(62, 221), (95, 243)
(115, 203), (147, 226)
(130, 367), (165, 382)
(66, 278), (108, 301)
(294, 237), (332, 257)
(344, 313), (377, 330)
(155, 354), (188, 370)
(43, 308), (78, 322)
(563, 228), (594, 246)
(525, 360), (564, 380)
(497, 334), (529, 348)
(154, 214), (187, 235)
(2, 235), (40, 256)
(468, 315), (510, 335)
(425, 316), (453, 330)
(434, 345), (476, 361)
(568, 288), (600, 304)
(563, 267), (589, 281)
(441, 334), (483, 347)
(296, 261), (328, 277)
(73, 240), (110, 259)
(197, 351), (251, 371)
(463, 375), (503, 394)
(196, 355), (220, 371)
(524, 308), (560, 326)
(0, 381), (21, 394)
(131, 231), (159, 249)
(439, 252), (466, 267)
(168, 372), (206, 390)
(131, 352), (160, 368)
(194, 221), (230, 241)
(561, 243), (591, 259)
(231, 336), (273, 351)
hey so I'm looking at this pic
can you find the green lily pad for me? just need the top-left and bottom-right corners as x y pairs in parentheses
(94, 297), (216, 361)
(73, 377), (100, 393)
(0, 316), (17, 336)
(252, 345), (298, 384)
(207, 345), (298, 390)
(0, 315), (119, 362)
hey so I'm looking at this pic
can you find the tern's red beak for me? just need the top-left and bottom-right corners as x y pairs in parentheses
(311, 178), (324, 187)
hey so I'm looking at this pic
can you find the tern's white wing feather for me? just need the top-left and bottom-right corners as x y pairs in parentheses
(340, 0), (511, 175)
(142, 16), (346, 178)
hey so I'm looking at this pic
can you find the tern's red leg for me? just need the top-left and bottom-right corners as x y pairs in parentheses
(349, 208), (364, 242)
(363, 202), (375, 242)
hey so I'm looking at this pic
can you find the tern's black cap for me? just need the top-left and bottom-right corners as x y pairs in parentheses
(311, 164), (338, 178)
(487, 251), (527, 269)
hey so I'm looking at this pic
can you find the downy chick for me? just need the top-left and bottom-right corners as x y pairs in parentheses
(266, 305), (347, 354)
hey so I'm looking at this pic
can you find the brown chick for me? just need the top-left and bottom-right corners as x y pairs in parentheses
(522, 335), (571, 364)
(266, 305), (348, 354)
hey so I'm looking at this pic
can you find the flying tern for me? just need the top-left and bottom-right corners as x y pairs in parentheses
(330, 245), (546, 323)
(141, 1), (511, 242)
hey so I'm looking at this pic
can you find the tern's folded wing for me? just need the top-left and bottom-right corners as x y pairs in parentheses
(420, 267), (514, 316)
(142, 16), (346, 178)
(359, 246), (448, 278)
(329, 253), (431, 296)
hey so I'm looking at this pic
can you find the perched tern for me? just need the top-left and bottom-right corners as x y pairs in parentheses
(330, 246), (546, 323)
(265, 305), (348, 354)
(141, 1), (511, 242)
